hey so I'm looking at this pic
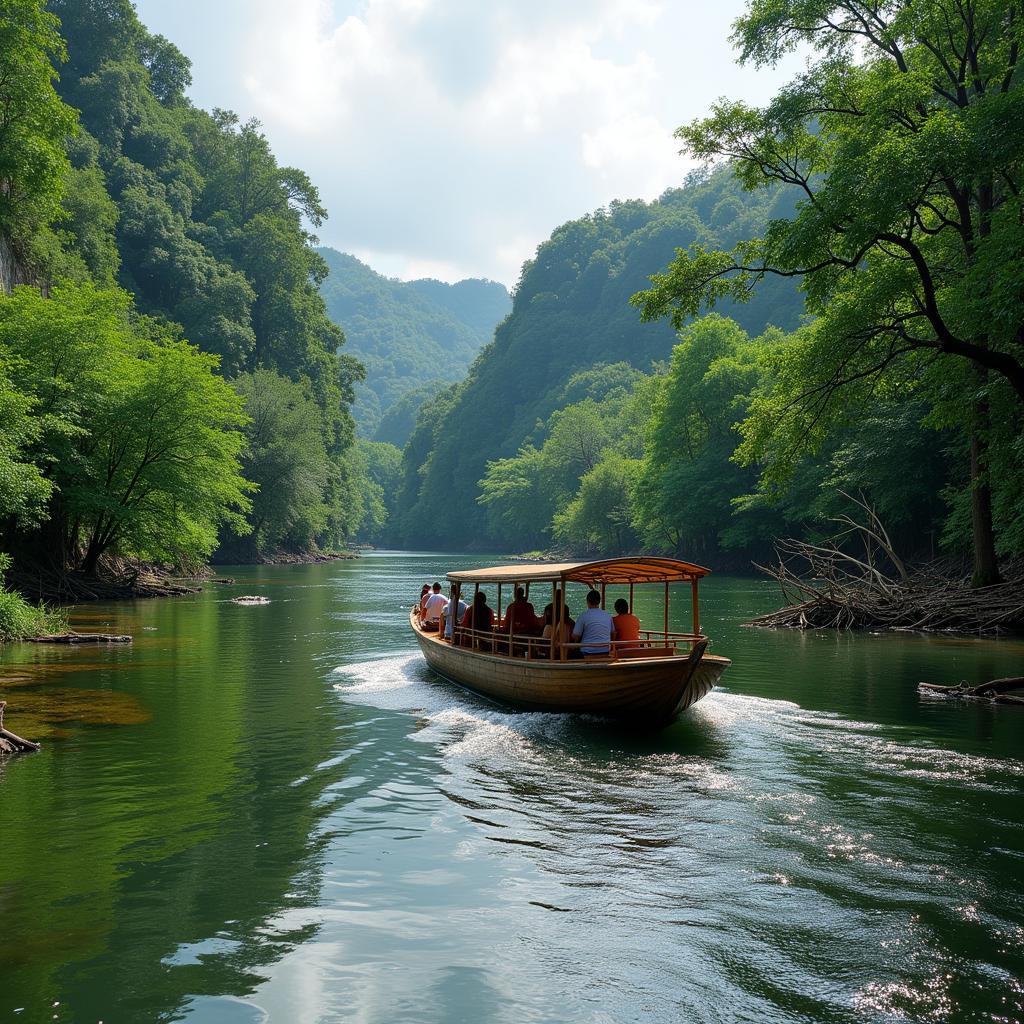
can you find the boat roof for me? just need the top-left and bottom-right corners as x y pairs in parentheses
(446, 557), (710, 586)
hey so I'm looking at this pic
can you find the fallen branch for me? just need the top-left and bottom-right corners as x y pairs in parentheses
(24, 633), (132, 644)
(0, 701), (41, 753)
(918, 677), (1024, 705)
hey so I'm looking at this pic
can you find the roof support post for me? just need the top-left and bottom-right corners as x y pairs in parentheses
(692, 579), (700, 636)
(550, 581), (558, 660)
(664, 581), (670, 640)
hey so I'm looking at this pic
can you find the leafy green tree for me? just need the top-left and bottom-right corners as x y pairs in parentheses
(0, 0), (78, 244)
(634, 0), (1024, 584)
(552, 453), (641, 554)
(229, 368), (331, 555)
(478, 446), (552, 549)
(0, 284), (251, 572)
(634, 316), (764, 557)
(0, 357), (51, 527)
(355, 440), (402, 543)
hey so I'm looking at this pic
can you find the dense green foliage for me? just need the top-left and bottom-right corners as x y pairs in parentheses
(318, 248), (510, 442)
(392, 169), (805, 550)
(1, 284), (251, 572)
(634, 0), (1024, 583)
(0, 0), (382, 599)
(0, 0), (76, 248)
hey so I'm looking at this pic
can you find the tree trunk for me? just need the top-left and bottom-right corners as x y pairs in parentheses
(969, 392), (1001, 589)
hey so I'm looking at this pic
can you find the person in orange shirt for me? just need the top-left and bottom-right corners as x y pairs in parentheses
(612, 598), (641, 652)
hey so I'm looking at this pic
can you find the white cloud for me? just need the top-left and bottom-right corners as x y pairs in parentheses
(135, 0), (804, 286)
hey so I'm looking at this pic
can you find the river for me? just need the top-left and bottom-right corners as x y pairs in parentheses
(1, 552), (1022, 1023)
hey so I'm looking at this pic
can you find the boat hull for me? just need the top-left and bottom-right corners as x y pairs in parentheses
(411, 613), (728, 725)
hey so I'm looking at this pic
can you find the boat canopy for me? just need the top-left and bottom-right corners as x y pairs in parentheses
(446, 557), (710, 586)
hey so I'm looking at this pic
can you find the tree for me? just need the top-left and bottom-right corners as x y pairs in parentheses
(0, 0), (78, 244)
(0, 356), (51, 527)
(0, 284), (251, 572)
(634, 316), (764, 557)
(230, 368), (332, 555)
(634, 0), (1024, 585)
(552, 453), (641, 554)
(355, 440), (402, 543)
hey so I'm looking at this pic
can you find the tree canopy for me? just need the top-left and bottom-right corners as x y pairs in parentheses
(633, 0), (1024, 583)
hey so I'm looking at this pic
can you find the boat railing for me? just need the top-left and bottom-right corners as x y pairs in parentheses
(441, 619), (705, 661)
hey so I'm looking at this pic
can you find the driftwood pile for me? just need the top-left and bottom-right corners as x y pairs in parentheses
(11, 556), (201, 603)
(749, 493), (1024, 633)
(919, 677), (1024, 706)
(0, 701), (40, 754)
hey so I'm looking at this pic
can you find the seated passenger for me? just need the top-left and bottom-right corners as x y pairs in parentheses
(501, 586), (540, 637)
(612, 598), (641, 651)
(540, 602), (574, 656)
(571, 589), (614, 656)
(419, 584), (431, 612)
(443, 593), (468, 640)
(460, 591), (495, 647)
(421, 582), (446, 631)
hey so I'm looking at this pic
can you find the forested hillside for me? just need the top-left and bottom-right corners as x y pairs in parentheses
(0, 0), (377, 611)
(391, 168), (805, 551)
(318, 248), (510, 443)
(391, 140), (1024, 581)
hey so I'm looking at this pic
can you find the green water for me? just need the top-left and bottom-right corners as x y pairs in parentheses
(1, 552), (1021, 1024)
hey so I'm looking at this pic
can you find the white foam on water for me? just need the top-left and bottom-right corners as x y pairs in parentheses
(333, 655), (1023, 795)
(333, 654), (584, 759)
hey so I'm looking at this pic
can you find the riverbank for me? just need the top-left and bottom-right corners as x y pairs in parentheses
(5, 550), (360, 630)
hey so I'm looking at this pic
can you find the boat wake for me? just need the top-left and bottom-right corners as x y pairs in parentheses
(333, 654), (1024, 794)
(333, 654), (592, 756)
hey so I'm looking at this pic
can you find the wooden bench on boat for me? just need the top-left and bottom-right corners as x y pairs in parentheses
(410, 557), (731, 726)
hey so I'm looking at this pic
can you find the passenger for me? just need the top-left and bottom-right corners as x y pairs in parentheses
(460, 591), (495, 649)
(540, 602), (574, 656)
(501, 586), (540, 637)
(612, 598), (641, 652)
(419, 584), (431, 612)
(421, 582), (446, 631)
(442, 593), (468, 638)
(571, 589), (614, 656)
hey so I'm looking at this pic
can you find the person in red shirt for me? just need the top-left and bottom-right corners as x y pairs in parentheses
(612, 598), (641, 652)
(501, 587), (540, 637)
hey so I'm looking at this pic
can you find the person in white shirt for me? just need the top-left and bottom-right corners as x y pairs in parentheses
(421, 582), (447, 631)
(571, 589), (615, 655)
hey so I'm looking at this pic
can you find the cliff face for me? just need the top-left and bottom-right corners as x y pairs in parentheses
(0, 235), (37, 294)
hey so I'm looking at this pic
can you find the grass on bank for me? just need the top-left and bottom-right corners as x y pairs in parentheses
(0, 555), (67, 642)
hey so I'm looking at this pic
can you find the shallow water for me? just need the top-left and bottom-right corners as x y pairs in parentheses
(0, 552), (1021, 1023)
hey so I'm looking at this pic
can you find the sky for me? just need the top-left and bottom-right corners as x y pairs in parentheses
(133, 0), (802, 287)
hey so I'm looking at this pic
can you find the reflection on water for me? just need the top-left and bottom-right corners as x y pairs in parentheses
(1, 552), (1022, 1023)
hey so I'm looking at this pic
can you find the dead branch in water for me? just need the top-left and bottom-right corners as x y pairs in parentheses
(919, 677), (1024, 705)
(747, 493), (1024, 633)
(24, 633), (132, 644)
(0, 701), (41, 753)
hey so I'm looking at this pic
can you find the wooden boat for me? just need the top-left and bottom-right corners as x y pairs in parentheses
(410, 557), (730, 726)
